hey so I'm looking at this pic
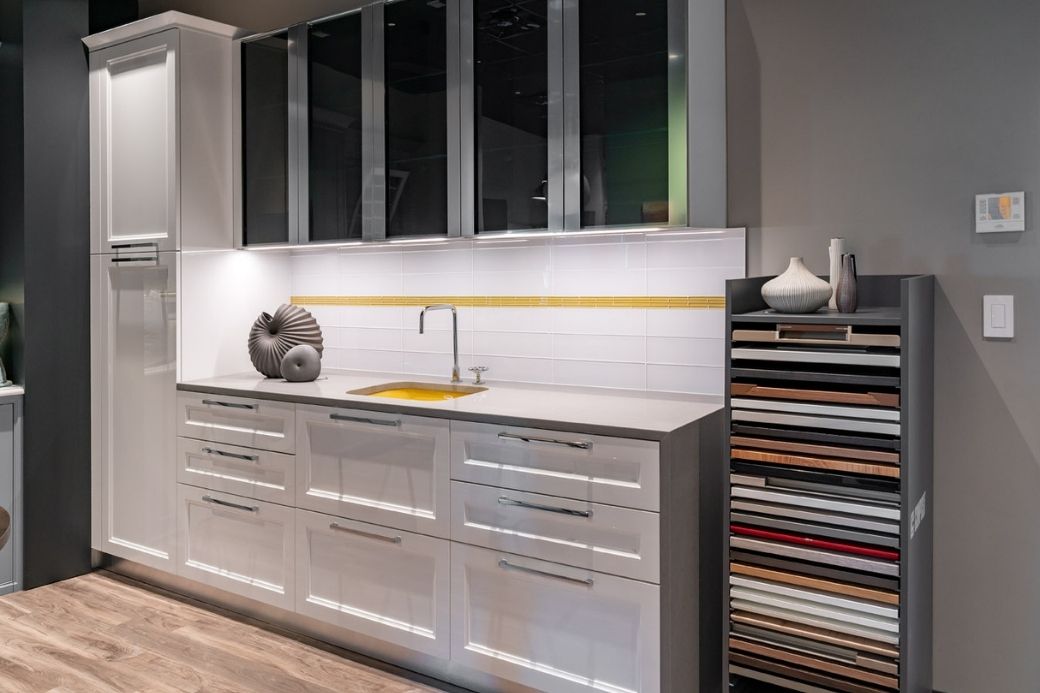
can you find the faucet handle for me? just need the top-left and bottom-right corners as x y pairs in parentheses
(468, 366), (488, 385)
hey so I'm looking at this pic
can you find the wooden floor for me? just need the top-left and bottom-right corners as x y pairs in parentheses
(0, 571), (451, 693)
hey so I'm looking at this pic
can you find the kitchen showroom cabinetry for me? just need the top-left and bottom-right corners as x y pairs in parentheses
(236, 0), (724, 246)
(86, 14), (240, 570)
(87, 13), (240, 253)
(168, 388), (724, 693)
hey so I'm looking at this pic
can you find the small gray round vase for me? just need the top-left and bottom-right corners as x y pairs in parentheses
(280, 344), (322, 382)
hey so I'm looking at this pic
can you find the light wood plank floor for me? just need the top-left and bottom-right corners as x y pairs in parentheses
(0, 571), (454, 693)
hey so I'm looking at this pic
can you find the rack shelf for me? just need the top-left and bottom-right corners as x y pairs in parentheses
(725, 274), (934, 693)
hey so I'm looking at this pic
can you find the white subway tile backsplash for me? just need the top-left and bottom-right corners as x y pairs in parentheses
(647, 337), (724, 367)
(474, 331), (554, 359)
(554, 360), (646, 390)
(552, 308), (646, 336)
(646, 364), (724, 395)
(551, 269), (646, 296)
(401, 272), (473, 295)
(340, 348), (404, 373)
(474, 270), (551, 295)
(338, 250), (403, 275)
(553, 334), (646, 363)
(646, 266), (745, 296)
(646, 308), (726, 338)
(471, 307), (551, 333)
(290, 230), (743, 395)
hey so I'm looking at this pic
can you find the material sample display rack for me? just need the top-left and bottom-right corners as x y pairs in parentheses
(725, 275), (934, 693)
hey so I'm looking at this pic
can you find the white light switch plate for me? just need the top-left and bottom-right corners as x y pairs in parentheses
(983, 295), (1014, 339)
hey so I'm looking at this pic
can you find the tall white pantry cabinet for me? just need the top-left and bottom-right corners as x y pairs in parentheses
(87, 13), (239, 570)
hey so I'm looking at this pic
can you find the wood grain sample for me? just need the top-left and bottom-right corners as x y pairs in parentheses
(730, 611), (900, 659)
(731, 563), (899, 605)
(731, 383), (900, 408)
(731, 435), (900, 464)
(729, 652), (892, 693)
(732, 448), (901, 479)
(729, 637), (899, 689)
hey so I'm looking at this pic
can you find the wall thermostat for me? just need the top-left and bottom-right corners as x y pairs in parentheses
(976, 191), (1025, 233)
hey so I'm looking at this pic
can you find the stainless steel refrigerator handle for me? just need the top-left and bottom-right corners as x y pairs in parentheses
(497, 431), (592, 450)
(498, 559), (594, 587)
(329, 522), (402, 544)
(202, 399), (257, 410)
(329, 413), (400, 427)
(201, 447), (259, 463)
(201, 495), (259, 513)
(498, 496), (592, 518)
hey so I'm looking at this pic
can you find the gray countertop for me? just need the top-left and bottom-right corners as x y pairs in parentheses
(178, 370), (722, 440)
(0, 386), (24, 402)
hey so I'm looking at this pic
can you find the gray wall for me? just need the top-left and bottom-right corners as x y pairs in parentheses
(729, 1), (1040, 690)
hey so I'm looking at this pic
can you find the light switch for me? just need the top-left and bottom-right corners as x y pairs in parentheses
(983, 295), (1014, 339)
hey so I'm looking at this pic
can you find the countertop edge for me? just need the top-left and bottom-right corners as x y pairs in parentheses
(176, 382), (716, 442)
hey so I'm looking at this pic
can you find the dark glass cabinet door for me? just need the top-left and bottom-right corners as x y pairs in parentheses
(242, 32), (290, 245)
(474, 0), (549, 233)
(308, 14), (365, 242)
(579, 0), (671, 228)
(384, 0), (448, 237)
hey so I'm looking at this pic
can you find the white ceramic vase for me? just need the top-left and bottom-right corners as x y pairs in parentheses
(827, 238), (846, 309)
(761, 257), (833, 314)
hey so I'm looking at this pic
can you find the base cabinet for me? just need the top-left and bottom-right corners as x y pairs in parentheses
(176, 484), (294, 610)
(295, 508), (450, 659)
(295, 405), (450, 537)
(450, 543), (661, 693)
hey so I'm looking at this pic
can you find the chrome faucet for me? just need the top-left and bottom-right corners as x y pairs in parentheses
(418, 304), (460, 383)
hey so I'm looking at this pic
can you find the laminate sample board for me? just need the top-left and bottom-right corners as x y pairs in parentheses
(726, 274), (934, 693)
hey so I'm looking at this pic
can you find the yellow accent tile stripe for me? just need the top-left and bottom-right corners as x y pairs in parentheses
(290, 295), (726, 309)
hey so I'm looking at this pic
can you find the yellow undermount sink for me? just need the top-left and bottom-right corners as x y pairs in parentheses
(349, 381), (487, 401)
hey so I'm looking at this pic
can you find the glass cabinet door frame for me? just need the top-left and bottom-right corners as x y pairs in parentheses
(561, 0), (690, 231)
(233, 27), (305, 247)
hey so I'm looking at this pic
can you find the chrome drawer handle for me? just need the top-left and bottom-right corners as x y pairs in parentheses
(110, 256), (158, 264)
(498, 496), (592, 518)
(202, 495), (258, 513)
(498, 559), (593, 587)
(329, 522), (402, 544)
(111, 242), (159, 250)
(330, 413), (400, 427)
(497, 432), (592, 450)
(201, 447), (258, 463)
(202, 399), (257, 410)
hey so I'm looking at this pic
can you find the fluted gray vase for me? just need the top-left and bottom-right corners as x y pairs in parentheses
(835, 253), (859, 313)
(248, 304), (324, 378)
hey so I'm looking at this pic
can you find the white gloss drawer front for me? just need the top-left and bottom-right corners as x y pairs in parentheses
(295, 509), (450, 659)
(451, 543), (660, 693)
(177, 437), (295, 506)
(176, 485), (294, 611)
(296, 405), (450, 538)
(451, 481), (661, 584)
(450, 421), (660, 512)
(177, 392), (295, 454)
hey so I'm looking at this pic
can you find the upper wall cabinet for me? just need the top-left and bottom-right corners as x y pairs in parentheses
(87, 14), (240, 253)
(235, 0), (723, 245)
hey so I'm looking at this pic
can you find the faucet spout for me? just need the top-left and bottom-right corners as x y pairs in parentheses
(418, 304), (460, 383)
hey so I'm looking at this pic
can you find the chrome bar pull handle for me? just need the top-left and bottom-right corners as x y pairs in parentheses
(497, 431), (592, 450)
(202, 399), (257, 410)
(498, 496), (592, 518)
(498, 559), (593, 587)
(110, 256), (159, 264)
(330, 413), (400, 427)
(202, 495), (259, 513)
(329, 522), (402, 544)
(201, 447), (259, 463)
